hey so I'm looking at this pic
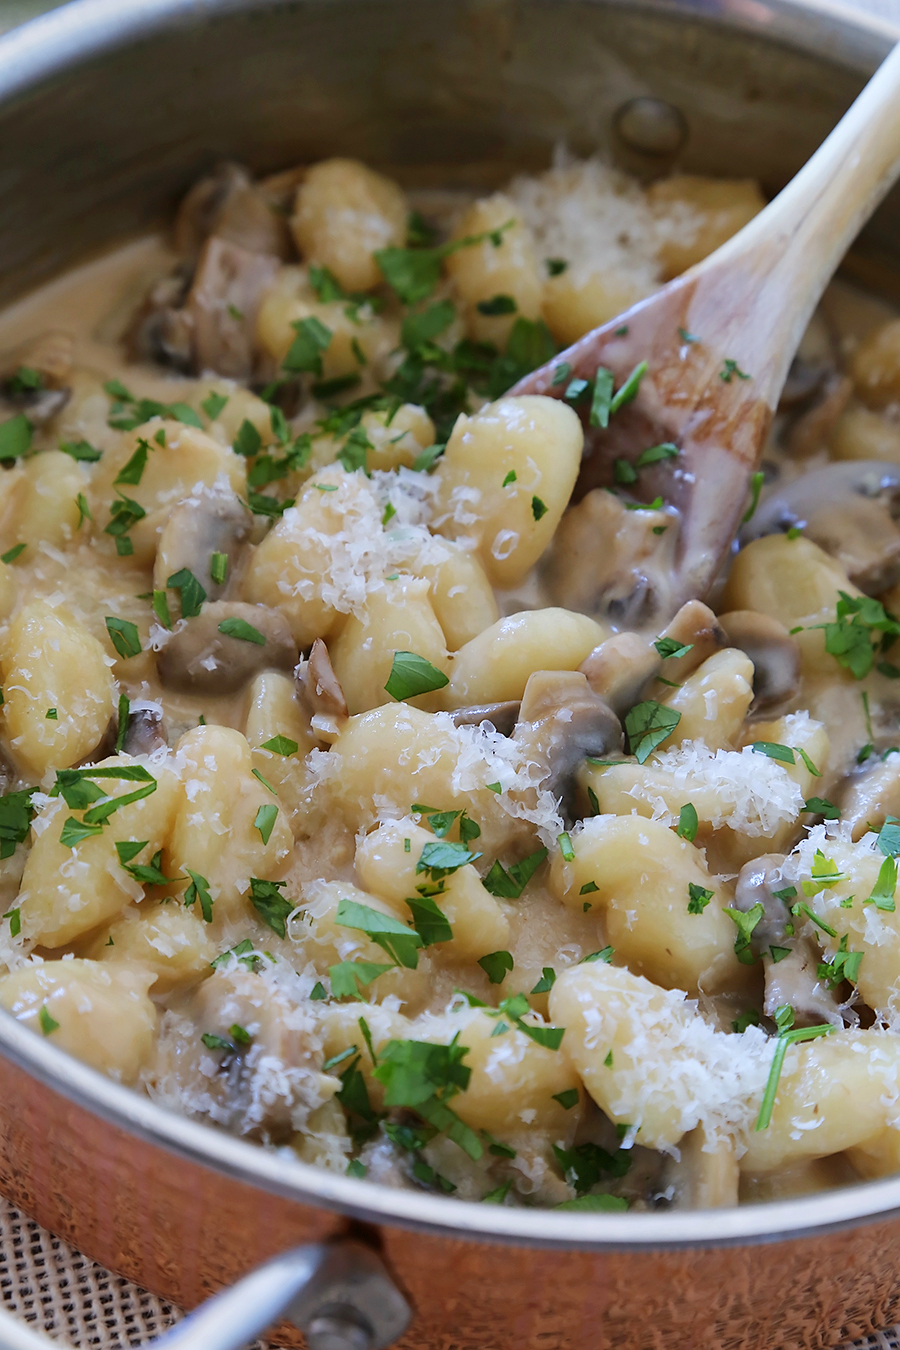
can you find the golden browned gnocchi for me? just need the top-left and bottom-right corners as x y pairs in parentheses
(0, 142), (897, 1218)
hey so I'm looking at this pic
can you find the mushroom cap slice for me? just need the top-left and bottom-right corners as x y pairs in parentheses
(717, 610), (801, 710)
(512, 669), (623, 813)
(157, 601), (296, 694)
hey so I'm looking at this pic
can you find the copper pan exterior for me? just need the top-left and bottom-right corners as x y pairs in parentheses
(2, 1), (900, 1346)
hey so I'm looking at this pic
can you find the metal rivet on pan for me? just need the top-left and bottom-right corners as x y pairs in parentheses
(612, 97), (689, 157)
(306, 1311), (375, 1350)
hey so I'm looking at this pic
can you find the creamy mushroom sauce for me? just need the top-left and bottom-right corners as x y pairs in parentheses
(1, 156), (900, 1211)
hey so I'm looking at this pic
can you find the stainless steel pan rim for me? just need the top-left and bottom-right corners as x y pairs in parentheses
(1, 0), (900, 1259)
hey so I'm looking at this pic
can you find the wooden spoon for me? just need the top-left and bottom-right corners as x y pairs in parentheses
(512, 42), (900, 628)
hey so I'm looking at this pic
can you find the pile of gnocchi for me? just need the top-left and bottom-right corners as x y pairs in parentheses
(2, 151), (900, 1211)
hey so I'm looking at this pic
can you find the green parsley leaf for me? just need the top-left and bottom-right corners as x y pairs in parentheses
(201, 391), (228, 421)
(801, 850), (847, 897)
(0, 543), (25, 565)
(803, 797), (840, 819)
(553, 1141), (630, 1195)
(104, 616), (142, 660)
(589, 367), (615, 428)
(555, 1194), (629, 1212)
(336, 897), (423, 968)
(546, 258), (569, 276)
(167, 567), (207, 620)
(531, 495), (548, 521)
(310, 981), (327, 1000)
(477, 950), (514, 984)
(742, 470), (765, 523)
(732, 1009), (761, 1033)
(721, 358), (751, 383)
(412, 442), (446, 473)
(791, 900), (837, 936)
(724, 902), (764, 963)
(751, 741), (794, 765)
(552, 1088), (579, 1110)
(218, 617), (266, 645)
(0, 789), (37, 857)
(260, 735), (299, 756)
(201, 1032), (234, 1052)
(283, 316), (333, 375)
(531, 966), (556, 994)
(114, 439), (150, 486)
(182, 869), (213, 922)
(676, 802), (699, 842)
(482, 846), (548, 899)
(38, 1005), (59, 1036)
(687, 883), (713, 914)
(0, 414), (31, 461)
(636, 442), (678, 468)
(233, 419), (263, 457)
(580, 881), (599, 895)
(249, 877), (292, 936)
(551, 362), (572, 386)
(477, 294), (517, 316)
(416, 839), (481, 878)
(60, 816), (104, 848)
(624, 700), (681, 763)
(877, 817), (900, 857)
(329, 959), (395, 1000)
(406, 893), (453, 946)
(502, 470), (517, 487)
(210, 552), (228, 586)
(253, 803), (278, 845)
(482, 1181), (512, 1204)
(60, 438), (102, 462)
(75, 493), (92, 529)
(558, 831), (575, 862)
(2, 907), (20, 937)
(609, 361), (648, 417)
(384, 650), (449, 701)
(866, 854), (897, 912)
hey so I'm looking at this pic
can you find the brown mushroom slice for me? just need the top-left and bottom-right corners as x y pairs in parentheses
(448, 701), (521, 735)
(153, 488), (253, 601)
(512, 670), (622, 814)
(717, 610), (801, 710)
(541, 488), (679, 628)
(296, 638), (348, 741)
(185, 237), (281, 381)
(173, 161), (292, 261)
(157, 601), (295, 694)
(734, 854), (841, 1027)
(838, 752), (900, 841)
(124, 267), (195, 371)
(121, 704), (168, 757)
(0, 330), (74, 425)
(785, 373), (852, 459)
(580, 632), (659, 716)
(741, 460), (900, 595)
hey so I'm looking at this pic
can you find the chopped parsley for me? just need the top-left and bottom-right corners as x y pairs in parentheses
(384, 650), (449, 701)
(282, 316), (333, 375)
(167, 567), (207, 620)
(552, 1088), (579, 1110)
(60, 438), (102, 462)
(260, 735), (299, 756)
(803, 797), (840, 819)
(676, 803), (698, 842)
(253, 803), (279, 845)
(0, 414), (31, 461)
(477, 950), (514, 984)
(624, 700), (681, 763)
(724, 902), (763, 964)
(476, 294), (517, 316)
(531, 495), (548, 521)
(249, 877), (292, 937)
(329, 959), (394, 1000)
(742, 470), (765, 523)
(546, 258), (569, 276)
(0, 543), (25, 565)
(209, 551), (228, 585)
(218, 617), (265, 645)
(558, 831), (575, 862)
(114, 438), (150, 487)
(336, 897), (423, 968)
(38, 1005), (59, 1036)
(482, 846), (548, 899)
(817, 934), (863, 989)
(184, 870), (214, 923)
(373, 1037), (481, 1159)
(553, 1141), (630, 1195)
(687, 883), (713, 914)
(865, 855), (897, 912)
(530, 966), (556, 994)
(201, 391), (228, 421)
(756, 1022), (833, 1131)
(720, 358), (751, 383)
(104, 617), (142, 660)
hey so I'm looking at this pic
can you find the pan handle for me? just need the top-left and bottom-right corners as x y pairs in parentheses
(150, 1238), (412, 1350)
(0, 1238), (412, 1350)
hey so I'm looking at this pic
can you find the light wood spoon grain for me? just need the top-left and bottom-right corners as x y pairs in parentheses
(512, 42), (900, 628)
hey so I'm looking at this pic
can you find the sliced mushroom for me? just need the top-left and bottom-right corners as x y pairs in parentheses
(779, 355), (831, 409)
(838, 752), (900, 841)
(185, 237), (282, 381)
(173, 161), (293, 261)
(654, 599), (726, 680)
(717, 610), (801, 710)
(124, 266), (195, 371)
(157, 601), (295, 694)
(153, 488), (253, 600)
(296, 638), (349, 741)
(448, 701), (521, 735)
(741, 460), (900, 595)
(0, 330), (74, 425)
(512, 670), (622, 815)
(734, 854), (841, 1027)
(121, 705), (168, 756)
(579, 632), (659, 716)
(541, 488), (680, 628)
(785, 373), (852, 459)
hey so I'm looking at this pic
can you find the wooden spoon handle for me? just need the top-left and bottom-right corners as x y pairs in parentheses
(688, 42), (900, 391)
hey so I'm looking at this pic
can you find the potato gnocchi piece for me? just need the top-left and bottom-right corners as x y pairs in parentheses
(647, 175), (765, 278)
(415, 540), (499, 652)
(0, 959), (157, 1083)
(433, 395), (583, 588)
(19, 755), (181, 948)
(329, 575), (449, 715)
(168, 725), (293, 923)
(256, 264), (398, 379)
(355, 820), (509, 963)
(659, 648), (754, 751)
(445, 608), (608, 707)
(90, 420), (246, 567)
(1, 601), (116, 776)
(548, 814), (744, 995)
(290, 158), (408, 293)
(16, 449), (89, 549)
(87, 900), (216, 993)
(443, 195), (543, 347)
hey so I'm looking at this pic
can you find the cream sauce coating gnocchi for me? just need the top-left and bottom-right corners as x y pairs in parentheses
(0, 151), (899, 1213)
